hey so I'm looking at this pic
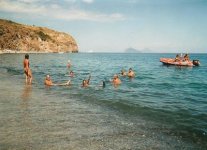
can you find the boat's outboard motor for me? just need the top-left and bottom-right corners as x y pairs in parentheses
(193, 60), (200, 66)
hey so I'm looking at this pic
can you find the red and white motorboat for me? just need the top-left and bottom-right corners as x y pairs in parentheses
(160, 58), (200, 67)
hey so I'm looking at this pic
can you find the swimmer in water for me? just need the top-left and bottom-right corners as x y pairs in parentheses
(82, 74), (91, 87)
(67, 60), (71, 68)
(44, 75), (70, 86)
(102, 81), (106, 88)
(128, 68), (135, 78)
(98, 81), (106, 88)
(111, 74), (121, 86)
(120, 69), (127, 77)
(69, 71), (75, 77)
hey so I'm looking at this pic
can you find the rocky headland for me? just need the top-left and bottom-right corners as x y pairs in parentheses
(0, 19), (78, 53)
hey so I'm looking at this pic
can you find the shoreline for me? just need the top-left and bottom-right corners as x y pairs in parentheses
(0, 50), (206, 54)
(0, 50), (76, 54)
(0, 51), (49, 54)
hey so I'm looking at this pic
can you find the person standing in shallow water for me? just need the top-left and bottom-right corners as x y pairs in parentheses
(23, 54), (32, 84)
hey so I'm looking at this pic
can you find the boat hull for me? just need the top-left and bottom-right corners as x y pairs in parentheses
(160, 58), (194, 67)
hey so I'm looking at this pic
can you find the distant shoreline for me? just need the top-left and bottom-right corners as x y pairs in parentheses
(0, 51), (49, 54)
(0, 50), (206, 54)
(0, 50), (76, 54)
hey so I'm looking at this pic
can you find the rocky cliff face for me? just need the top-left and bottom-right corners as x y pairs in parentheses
(0, 19), (78, 53)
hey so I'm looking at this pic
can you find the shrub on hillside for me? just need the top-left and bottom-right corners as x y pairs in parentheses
(7, 20), (17, 24)
(37, 31), (51, 41)
(0, 26), (4, 36)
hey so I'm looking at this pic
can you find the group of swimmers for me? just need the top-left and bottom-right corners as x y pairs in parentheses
(120, 68), (135, 78)
(23, 54), (135, 88)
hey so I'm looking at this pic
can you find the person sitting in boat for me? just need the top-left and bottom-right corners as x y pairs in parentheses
(128, 68), (135, 78)
(184, 54), (190, 61)
(174, 54), (181, 62)
(44, 74), (70, 86)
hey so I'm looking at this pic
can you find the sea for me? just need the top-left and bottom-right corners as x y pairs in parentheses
(0, 53), (206, 149)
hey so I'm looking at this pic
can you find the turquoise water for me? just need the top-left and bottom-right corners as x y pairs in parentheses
(0, 53), (206, 149)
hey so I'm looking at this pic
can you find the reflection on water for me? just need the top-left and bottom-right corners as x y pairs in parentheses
(21, 84), (32, 101)
(20, 84), (32, 115)
(19, 84), (33, 150)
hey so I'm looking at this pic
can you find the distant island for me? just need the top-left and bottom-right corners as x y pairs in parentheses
(124, 47), (153, 53)
(0, 19), (78, 53)
(124, 48), (142, 53)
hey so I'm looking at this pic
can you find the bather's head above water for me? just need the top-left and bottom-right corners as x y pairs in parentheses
(46, 74), (51, 80)
(25, 54), (29, 59)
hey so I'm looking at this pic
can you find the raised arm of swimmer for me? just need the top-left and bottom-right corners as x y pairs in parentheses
(87, 74), (91, 84)
(82, 74), (91, 87)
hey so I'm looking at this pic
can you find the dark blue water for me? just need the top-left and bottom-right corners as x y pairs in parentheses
(0, 53), (206, 149)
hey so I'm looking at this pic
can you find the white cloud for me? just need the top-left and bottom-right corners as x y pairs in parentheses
(0, 0), (45, 13)
(82, 0), (94, 4)
(64, 0), (94, 3)
(0, 0), (125, 22)
(54, 9), (125, 22)
(17, 0), (42, 3)
(63, 0), (77, 3)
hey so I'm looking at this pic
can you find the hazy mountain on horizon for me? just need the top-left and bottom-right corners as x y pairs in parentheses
(125, 47), (142, 53)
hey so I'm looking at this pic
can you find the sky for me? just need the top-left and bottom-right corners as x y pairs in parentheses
(0, 0), (207, 53)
